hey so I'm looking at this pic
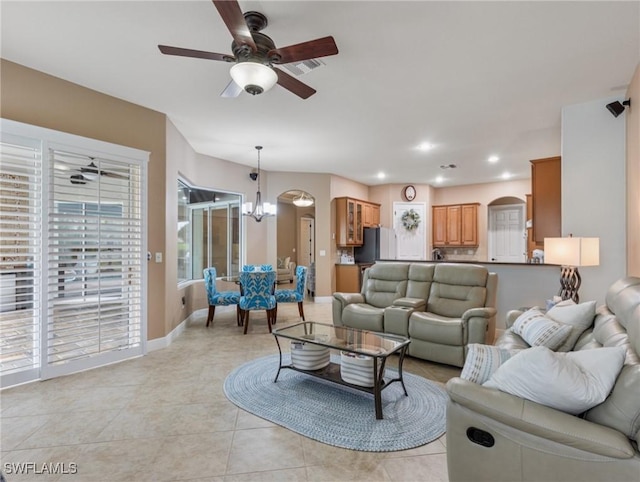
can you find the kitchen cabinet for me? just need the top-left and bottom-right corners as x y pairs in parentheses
(335, 197), (380, 246)
(363, 203), (380, 227)
(432, 203), (479, 247)
(531, 156), (561, 244)
(335, 264), (360, 292)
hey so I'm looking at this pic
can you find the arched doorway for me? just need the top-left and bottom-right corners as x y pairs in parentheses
(276, 190), (316, 290)
(488, 196), (526, 262)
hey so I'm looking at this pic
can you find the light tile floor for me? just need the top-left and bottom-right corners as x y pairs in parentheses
(1, 300), (461, 482)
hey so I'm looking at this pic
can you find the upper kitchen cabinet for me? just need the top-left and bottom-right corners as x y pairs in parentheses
(363, 202), (380, 227)
(531, 156), (561, 244)
(335, 197), (381, 246)
(432, 203), (479, 247)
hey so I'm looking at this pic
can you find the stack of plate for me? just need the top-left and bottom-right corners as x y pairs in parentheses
(290, 337), (330, 370)
(340, 351), (376, 387)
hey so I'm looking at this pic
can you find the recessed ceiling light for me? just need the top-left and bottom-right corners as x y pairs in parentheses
(377, 172), (386, 179)
(501, 172), (512, 180)
(488, 155), (500, 163)
(417, 142), (433, 151)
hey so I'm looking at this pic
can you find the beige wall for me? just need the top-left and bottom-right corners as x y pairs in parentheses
(0, 59), (169, 341)
(276, 202), (297, 263)
(627, 63), (640, 276)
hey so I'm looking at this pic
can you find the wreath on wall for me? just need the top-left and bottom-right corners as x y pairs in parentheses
(401, 209), (421, 231)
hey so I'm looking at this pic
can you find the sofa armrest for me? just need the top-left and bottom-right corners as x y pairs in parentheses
(505, 309), (525, 329)
(392, 297), (426, 311)
(462, 307), (496, 344)
(462, 306), (496, 322)
(333, 292), (365, 305)
(446, 377), (635, 459)
(332, 292), (365, 327)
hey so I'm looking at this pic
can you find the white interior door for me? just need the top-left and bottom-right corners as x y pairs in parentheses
(299, 217), (314, 267)
(488, 204), (526, 262)
(394, 202), (426, 260)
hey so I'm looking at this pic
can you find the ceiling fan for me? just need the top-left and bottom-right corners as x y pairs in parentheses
(158, 0), (338, 99)
(70, 161), (129, 185)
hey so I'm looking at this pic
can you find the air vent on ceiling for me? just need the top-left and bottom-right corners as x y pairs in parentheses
(279, 58), (326, 76)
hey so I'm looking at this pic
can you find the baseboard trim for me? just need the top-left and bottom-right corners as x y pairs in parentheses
(313, 296), (333, 304)
(147, 311), (200, 352)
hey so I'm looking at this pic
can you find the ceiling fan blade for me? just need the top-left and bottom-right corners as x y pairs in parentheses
(158, 45), (233, 62)
(269, 36), (338, 64)
(212, 0), (256, 52)
(220, 80), (243, 98)
(101, 171), (130, 180)
(274, 68), (316, 99)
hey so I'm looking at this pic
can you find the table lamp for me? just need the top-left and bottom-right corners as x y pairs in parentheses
(544, 236), (599, 303)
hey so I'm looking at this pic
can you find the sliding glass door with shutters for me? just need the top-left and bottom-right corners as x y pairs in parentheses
(0, 119), (148, 386)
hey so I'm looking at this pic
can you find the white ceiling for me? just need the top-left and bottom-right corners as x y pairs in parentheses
(2, 1), (638, 187)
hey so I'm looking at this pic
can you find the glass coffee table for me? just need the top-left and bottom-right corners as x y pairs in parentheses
(272, 321), (411, 419)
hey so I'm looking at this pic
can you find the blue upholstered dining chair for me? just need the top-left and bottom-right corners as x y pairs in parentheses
(239, 270), (277, 334)
(241, 264), (274, 272)
(275, 265), (308, 321)
(203, 267), (240, 327)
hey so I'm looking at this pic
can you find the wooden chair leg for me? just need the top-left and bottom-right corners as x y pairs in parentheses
(298, 301), (305, 321)
(267, 309), (273, 334)
(243, 310), (250, 335)
(236, 305), (242, 326)
(206, 305), (215, 327)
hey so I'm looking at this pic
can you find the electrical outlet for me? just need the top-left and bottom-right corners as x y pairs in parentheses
(155, 252), (162, 263)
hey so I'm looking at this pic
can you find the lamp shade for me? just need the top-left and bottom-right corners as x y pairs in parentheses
(230, 62), (278, 95)
(544, 237), (600, 267)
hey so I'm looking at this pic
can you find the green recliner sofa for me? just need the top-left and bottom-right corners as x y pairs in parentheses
(332, 262), (498, 367)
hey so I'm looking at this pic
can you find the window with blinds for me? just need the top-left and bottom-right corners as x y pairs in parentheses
(0, 119), (147, 386)
(0, 133), (42, 384)
(46, 149), (144, 374)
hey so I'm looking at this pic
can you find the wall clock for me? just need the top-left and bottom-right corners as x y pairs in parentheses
(403, 185), (416, 201)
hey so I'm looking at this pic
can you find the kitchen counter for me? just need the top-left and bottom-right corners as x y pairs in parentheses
(377, 259), (557, 266)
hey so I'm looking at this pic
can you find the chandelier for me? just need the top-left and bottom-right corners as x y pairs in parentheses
(292, 191), (314, 207)
(243, 146), (276, 222)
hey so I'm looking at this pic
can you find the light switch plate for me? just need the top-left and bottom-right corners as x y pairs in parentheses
(155, 252), (163, 263)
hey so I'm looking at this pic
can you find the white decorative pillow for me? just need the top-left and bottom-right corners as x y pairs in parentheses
(461, 344), (518, 384)
(483, 346), (626, 415)
(546, 300), (597, 352)
(511, 308), (573, 350)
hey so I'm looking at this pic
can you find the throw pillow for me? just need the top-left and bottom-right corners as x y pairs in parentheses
(461, 344), (518, 384)
(511, 308), (573, 350)
(483, 346), (626, 415)
(277, 257), (284, 269)
(546, 300), (597, 352)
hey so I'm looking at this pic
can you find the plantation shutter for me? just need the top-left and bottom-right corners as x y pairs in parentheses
(44, 148), (144, 377)
(0, 133), (42, 385)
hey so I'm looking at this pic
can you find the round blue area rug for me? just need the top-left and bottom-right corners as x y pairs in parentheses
(223, 354), (448, 452)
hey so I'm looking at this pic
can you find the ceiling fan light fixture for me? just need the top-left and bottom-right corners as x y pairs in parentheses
(230, 62), (277, 95)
